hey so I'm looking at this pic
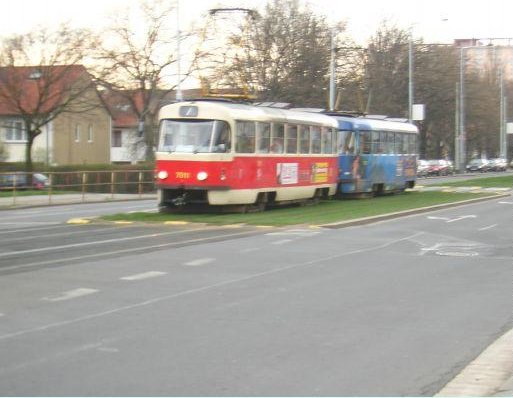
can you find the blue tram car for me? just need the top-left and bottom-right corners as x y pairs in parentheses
(330, 115), (418, 197)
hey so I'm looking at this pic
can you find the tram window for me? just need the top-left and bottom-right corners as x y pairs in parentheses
(158, 119), (218, 153)
(360, 131), (371, 154)
(311, 126), (322, 154)
(371, 131), (381, 153)
(257, 122), (271, 153)
(235, 121), (256, 153)
(408, 134), (417, 154)
(299, 125), (310, 154)
(286, 125), (298, 154)
(386, 132), (395, 154)
(338, 130), (355, 154)
(271, 123), (285, 153)
(321, 128), (334, 154)
(397, 133), (406, 154)
(213, 121), (231, 152)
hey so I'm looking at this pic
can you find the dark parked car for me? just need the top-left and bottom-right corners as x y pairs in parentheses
(0, 173), (49, 190)
(488, 158), (507, 171)
(466, 159), (490, 172)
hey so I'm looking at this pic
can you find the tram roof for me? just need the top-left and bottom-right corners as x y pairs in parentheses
(332, 115), (418, 133)
(159, 100), (339, 128)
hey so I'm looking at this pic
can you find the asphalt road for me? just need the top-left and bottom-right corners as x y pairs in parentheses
(0, 197), (511, 395)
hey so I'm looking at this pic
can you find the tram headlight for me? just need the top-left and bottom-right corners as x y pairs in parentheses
(157, 170), (168, 180)
(197, 171), (208, 181)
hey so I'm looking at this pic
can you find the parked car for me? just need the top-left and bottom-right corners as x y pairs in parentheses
(0, 173), (49, 190)
(466, 158), (490, 172)
(425, 159), (452, 176)
(488, 158), (508, 172)
(417, 159), (429, 177)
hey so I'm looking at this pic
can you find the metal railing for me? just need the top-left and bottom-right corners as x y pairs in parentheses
(0, 170), (156, 207)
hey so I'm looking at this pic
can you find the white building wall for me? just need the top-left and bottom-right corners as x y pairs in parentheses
(110, 127), (146, 164)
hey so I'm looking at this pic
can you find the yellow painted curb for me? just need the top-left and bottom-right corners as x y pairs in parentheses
(67, 218), (91, 224)
(114, 221), (133, 224)
(164, 221), (189, 225)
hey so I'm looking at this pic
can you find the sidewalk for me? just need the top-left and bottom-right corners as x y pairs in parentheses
(0, 192), (157, 209)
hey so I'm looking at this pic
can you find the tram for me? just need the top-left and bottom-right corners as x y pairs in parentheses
(154, 100), (340, 211)
(331, 114), (418, 197)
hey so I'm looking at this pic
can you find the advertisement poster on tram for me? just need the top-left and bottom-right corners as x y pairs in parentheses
(277, 163), (298, 185)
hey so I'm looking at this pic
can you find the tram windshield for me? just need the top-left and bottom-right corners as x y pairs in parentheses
(158, 119), (231, 153)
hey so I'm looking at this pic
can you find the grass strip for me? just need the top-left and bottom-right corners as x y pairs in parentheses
(429, 175), (512, 188)
(101, 191), (498, 227)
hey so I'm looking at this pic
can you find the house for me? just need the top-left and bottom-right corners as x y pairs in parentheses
(102, 90), (146, 164)
(0, 65), (111, 166)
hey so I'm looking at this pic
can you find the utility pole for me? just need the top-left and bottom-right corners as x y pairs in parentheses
(175, 0), (182, 101)
(329, 29), (336, 111)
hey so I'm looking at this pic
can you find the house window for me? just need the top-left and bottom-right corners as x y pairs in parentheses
(75, 124), (81, 142)
(88, 125), (93, 143)
(112, 130), (122, 147)
(5, 120), (26, 141)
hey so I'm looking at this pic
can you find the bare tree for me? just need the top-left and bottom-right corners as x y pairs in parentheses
(202, 0), (347, 107)
(95, 0), (198, 161)
(0, 25), (100, 170)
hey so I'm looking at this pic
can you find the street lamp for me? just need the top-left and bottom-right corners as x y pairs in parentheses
(408, 26), (414, 123)
(175, 0), (182, 101)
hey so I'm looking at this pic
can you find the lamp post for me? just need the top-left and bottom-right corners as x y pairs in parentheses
(408, 26), (414, 123)
(175, 0), (182, 101)
(329, 29), (336, 111)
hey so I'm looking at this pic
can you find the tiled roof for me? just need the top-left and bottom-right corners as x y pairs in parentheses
(0, 65), (90, 116)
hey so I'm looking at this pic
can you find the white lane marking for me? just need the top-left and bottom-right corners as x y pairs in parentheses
(266, 229), (320, 237)
(1, 226), (119, 243)
(240, 247), (259, 253)
(0, 229), (199, 258)
(0, 224), (67, 235)
(41, 288), (98, 302)
(0, 229), (259, 273)
(478, 224), (498, 231)
(0, 232), (424, 342)
(184, 258), (214, 266)
(446, 215), (477, 223)
(272, 239), (293, 245)
(120, 271), (167, 281)
(499, 201), (513, 204)
(427, 216), (451, 221)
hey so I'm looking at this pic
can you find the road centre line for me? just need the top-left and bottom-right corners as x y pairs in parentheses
(0, 228), (214, 258)
(272, 239), (293, 245)
(446, 215), (477, 223)
(0, 229), (261, 273)
(41, 288), (98, 302)
(0, 231), (423, 341)
(0, 226), (120, 243)
(0, 224), (65, 235)
(120, 271), (167, 281)
(0, 204), (154, 221)
(478, 224), (498, 231)
(184, 258), (214, 266)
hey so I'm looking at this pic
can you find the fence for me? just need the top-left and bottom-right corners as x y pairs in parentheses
(0, 170), (156, 207)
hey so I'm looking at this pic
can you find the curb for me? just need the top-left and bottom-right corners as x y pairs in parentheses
(435, 329), (513, 397)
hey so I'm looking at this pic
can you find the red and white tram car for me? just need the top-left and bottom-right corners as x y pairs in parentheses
(155, 100), (339, 211)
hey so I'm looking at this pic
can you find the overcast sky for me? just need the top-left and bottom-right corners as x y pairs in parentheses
(1, 0), (512, 44)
